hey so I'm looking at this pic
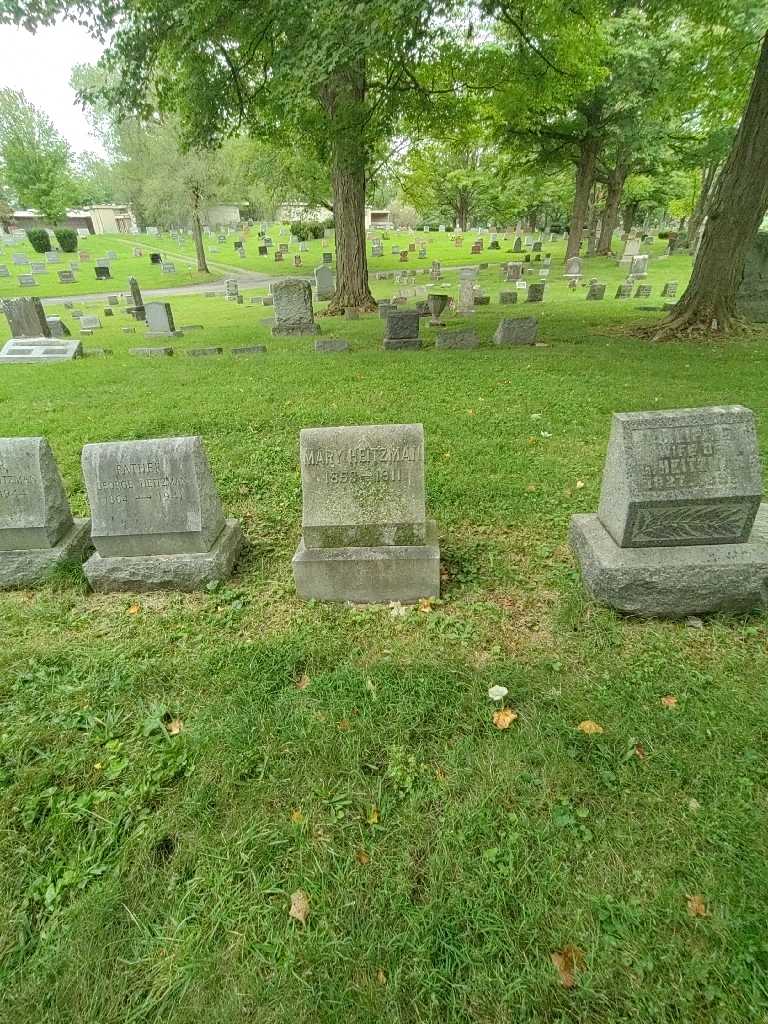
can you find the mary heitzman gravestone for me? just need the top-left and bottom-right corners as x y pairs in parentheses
(292, 423), (440, 603)
(81, 436), (242, 592)
(0, 437), (91, 587)
(570, 405), (768, 617)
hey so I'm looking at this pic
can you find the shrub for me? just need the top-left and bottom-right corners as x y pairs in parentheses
(26, 228), (52, 253)
(290, 220), (313, 242)
(309, 222), (325, 239)
(54, 228), (78, 252)
(658, 230), (670, 239)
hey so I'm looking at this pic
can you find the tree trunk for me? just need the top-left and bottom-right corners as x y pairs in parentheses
(687, 162), (719, 248)
(621, 202), (638, 235)
(567, 135), (600, 259)
(190, 192), (209, 273)
(654, 31), (768, 339)
(597, 161), (628, 254)
(318, 64), (376, 314)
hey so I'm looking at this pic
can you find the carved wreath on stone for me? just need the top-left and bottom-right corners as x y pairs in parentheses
(632, 503), (749, 543)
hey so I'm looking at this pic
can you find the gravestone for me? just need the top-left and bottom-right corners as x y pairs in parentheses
(634, 285), (652, 299)
(427, 293), (449, 326)
(630, 254), (649, 277)
(494, 317), (538, 346)
(662, 281), (678, 299)
(162, 263), (177, 274)
(58, 270), (76, 284)
(79, 252), (91, 261)
(615, 283), (633, 299)
(12, 253), (29, 265)
(436, 329), (479, 350)
(383, 310), (421, 350)
(187, 347), (223, 357)
(526, 282), (545, 303)
(378, 301), (396, 319)
(564, 256), (582, 278)
(272, 279), (320, 336)
(46, 252), (60, 264)
(315, 264), (335, 301)
(150, 253), (162, 264)
(513, 236), (522, 252)
(146, 302), (182, 337)
(570, 405), (768, 616)
(0, 437), (91, 587)
(322, 252), (333, 265)
(94, 266), (111, 280)
(259, 245), (268, 256)
(30, 263), (47, 275)
(315, 339), (350, 353)
(587, 282), (606, 300)
(46, 317), (71, 338)
(129, 347), (174, 357)
(506, 262), (522, 282)
(499, 291), (518, 304)
(232, 345), (267, 356)
(532, 241), (542, 252)
(292, 423), (440, 603)
(18, 275), (36, 287)
(81, 435), (243, 592)
(736, 232), (768, 321)
(618, 237), (641, 269)
(0, 339), (82, 363)
(0, 267), (8, 278)
(457, 270), (477, 314)
(2, 297), (50, 339)
(80, 316), (102, 330)
(127, 277), (146, 321)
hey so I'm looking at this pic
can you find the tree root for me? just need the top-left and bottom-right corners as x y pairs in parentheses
(641, 310), (754, 343)
(322, 294), (378, 316)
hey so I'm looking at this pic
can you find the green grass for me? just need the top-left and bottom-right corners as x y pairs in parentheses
(3, 250), (768, 1022)
(0, 233), (216, 299)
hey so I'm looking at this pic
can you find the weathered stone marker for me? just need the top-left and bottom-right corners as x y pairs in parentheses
(436, 329), (479, 350)
(570, 405), (768, 616)
(81, 436), (243, 592)
(0, 437), (91, 587)
(146, 302), (182, 337)
(383, 310), (421, 350)
(494, 317), (538, 346)
(292, 423), (440, 603)
(2, 297), (50, 339)
(271, 278), (320, 336)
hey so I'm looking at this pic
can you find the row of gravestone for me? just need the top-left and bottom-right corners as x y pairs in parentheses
(2, 407), (767, 617)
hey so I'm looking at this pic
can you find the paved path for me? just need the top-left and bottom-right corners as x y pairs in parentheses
(40, 270), (295, 307)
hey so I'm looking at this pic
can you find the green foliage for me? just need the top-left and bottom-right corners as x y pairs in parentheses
(0, 88), (78, 224)
(25, 227), (51, 253)
(53, 227), (77, 252)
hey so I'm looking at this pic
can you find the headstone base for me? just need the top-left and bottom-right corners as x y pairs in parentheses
(271, 324), (321, 336)
(292, 523), (440, 604)
(146, 330), (184, 338)
(383, 337), (420, 350)
(83, 519), (243, 593)
(0, 519), (91, 589)
(569, 508), (768, 618)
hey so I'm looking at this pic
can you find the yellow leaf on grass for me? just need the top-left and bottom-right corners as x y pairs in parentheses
(551, 946), (585, 988)
(418, 598), (433, 613)
(290, 809), (304, 824)
(337, 719), (350, 732)
(492, 708), (518, 730)
(295, 673), (310, 690)
(687, 894), (708, 917)
(127, 603), (140, 615)
(367, 805), (380, 825)
(575, 480), (585, 489)
(661, 695), (678, 708)
(578, 720), (604, 735)
(165, 718), (184, 735)
(289, 890), (310, 926)
(376, 969), (387, 986)
(355, 849), (370, 865)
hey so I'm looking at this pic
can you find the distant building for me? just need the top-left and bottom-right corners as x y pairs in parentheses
(11, 204), (136, 235)
(365, 208), (392, 229)
(275, 203), (392, 228)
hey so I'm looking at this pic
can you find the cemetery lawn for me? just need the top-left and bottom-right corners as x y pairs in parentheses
(4, 276), (768, 1022)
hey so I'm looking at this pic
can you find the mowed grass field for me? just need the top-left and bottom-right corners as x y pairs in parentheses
(4, 247), (768, 1023)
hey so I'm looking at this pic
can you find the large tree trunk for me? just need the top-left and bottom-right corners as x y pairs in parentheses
(597, 160), (628, 254)
(567, 135), (600, 259)
(190, 192), (209, 273)
(687, 161), (719, 249)
(622, 202), (638, 235)
(654, 32), (768, 339)
(318, 64), (376, 314)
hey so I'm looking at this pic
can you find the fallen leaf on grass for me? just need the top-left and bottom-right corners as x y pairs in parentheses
(578, 720), (604, 735)
(575, 480), (585, 489)
(661, 695), (678, 709)
(289, 890), (310, 926)
(634, 743), (646, 759)
(355, 849), (370, 865)
(551, 946), (585, 988)
(418, 598), (433, 613)
(337, 719), (350, 732)
(526, 483), (537, 493)
(367, 805), (381, 825)
(290, 809), (304, 824)
(492, 708), (518, 730)
(687, 894), (708, 917)
(376, 969), (387, 986)
(165, 717), (184, 735)
(688, 798), (701, 813)
(295, 673), (310, 690)
(127, 603), (141, 615)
